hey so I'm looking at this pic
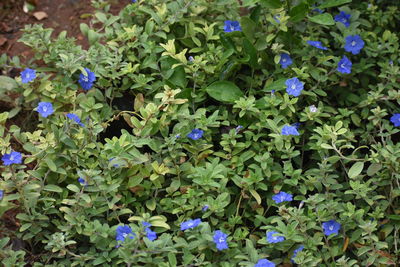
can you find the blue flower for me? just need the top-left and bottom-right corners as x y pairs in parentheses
(266, 231), (285, 243)
(187, 129), (204, 140)
(78, 177), (87, 186)
(235, 125), (243, 134)
(390, 113), (400, 127)
(180, 218), (202, 231)
(224, 20), (241, 32)
(291, 245), (305, 263)
(2, 151), (22, 165)
(281, 125), (300, 136)
(131, 0), (137, 2)
(344, 35), (365, 55)
(115, 225), (135, 243)
(307, 40), (328, 50)
(188, 56), (194, 62)
(78, 68), (96, 90)
(202, 205), (209, 212)
(0, 190), (4, 200)
(66, 113), (84, 127)
(334, 11), (351, 27)
(145, 227), (157, 241)
(292, 122), (301, 130)
(21, 68), (36, 83)
(213, 230), (229, 251)
(273, 15), (280, 23)
(142, 221), (152, 227)
(337, 56), (352, 74)
(255, 259), (276, 267)
(272, 191), (293, 204)
(312, 8), (324, 14)
(285, 77), (304, 97)
(37, 102), (54, 118)
(322, 220), (341, 236)
(279, 53), (292, 69)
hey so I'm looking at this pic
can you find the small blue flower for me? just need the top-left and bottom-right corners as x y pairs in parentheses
(142, 221), (152, 227)
(188, 56), (194, 62)
(255, 259), (276, 267)
(337, 56), (352, 74)
(116, 225), (135, 243)
(131, 0), (137, 2)
(281, 125), (300, 136)
(389, 60), (393, 65)
(322, 220), (341, 236)
(145, 227), (157, 241)
(202, 205), (209, 212)
(235, 125), (243, 134)
(390, 113), (400, 127)
(187, 129), (204, 140)
(334, 11), (351, 27)
(291, 245), (305, 263)
(285, 77), (304, 97)
(292, 122), (301, 130)
(279, 53), (293, 69)
(312, 8), (324, 14)
(78, 68), (96, 90)
(0, 190), (4, 200)
(309, 105), (318, 113)
(78, 177), (87, 185)
(344, 35), (365, 55)
(273, 14), (280, 23)
(2, 151), (22, 165)
(306, 40), (328, 50)
(272, 191), (293, 204)
(21, 68), (36, 83)
(66, 113), (84, 127)
(266, 231), (285, 243)
(37, 102), (54, 118)
(213, 230), (229, 251)
(224, 20), (242, 32)
(180, 218), (202, 231)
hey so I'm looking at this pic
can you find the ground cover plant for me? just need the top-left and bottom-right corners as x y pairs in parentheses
(0, 0), (400, 266)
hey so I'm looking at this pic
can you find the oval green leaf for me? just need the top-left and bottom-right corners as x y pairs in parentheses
(205, 81), (244, 103)
(348, 162), (364, 179)
(308, 13), (335, 25)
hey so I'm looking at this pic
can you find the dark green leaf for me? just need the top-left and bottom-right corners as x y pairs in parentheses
(259, 0), (282, 9)
(318, 0), (352, 9)
(289, 3), (309, 22)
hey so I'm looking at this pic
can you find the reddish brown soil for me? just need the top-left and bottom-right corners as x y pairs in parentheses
(0, 0), (130, 62)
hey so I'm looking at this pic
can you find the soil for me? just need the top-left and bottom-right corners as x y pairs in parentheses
(0, 0), (131, 62)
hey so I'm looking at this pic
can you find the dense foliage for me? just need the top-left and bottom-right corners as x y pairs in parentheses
(0, 0), (400, 266)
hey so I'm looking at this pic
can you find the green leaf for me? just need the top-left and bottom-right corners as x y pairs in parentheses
(366, 163), (382, 176)
(44, 185), (63, 193)
(0, 76), (18, 92)
(289, 3), (309, 22)
(308, 13), (335, 25)
(317, 0), (352, 9)
(259, 0), (282, 9)
(348, 162), (364, 179)
(240, 17), (256, 42)
(249, 189), (261, 205)
(44, 158), (57, 172)
(67, 184), (80, 193)
(205, 81), (244, 103)
(242, 39), (259, 69)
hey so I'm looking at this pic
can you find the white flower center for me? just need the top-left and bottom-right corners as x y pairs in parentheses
(291, 84), (296, 89)
(329, 226), (334, 231)
(10, 155), (14, 160)
(123, 233), (128, 238)
(26, 73), (30, 78)
(219, 237), (225, 243)
(351, 41), (356, 46)
(341, 64), (345, 68)
(280, 196), (285, 201)
(282, 58), (286, 62)
(83, 76), (89, 82)
(342, 18), (347, 23)
(43, 106), (47, 112)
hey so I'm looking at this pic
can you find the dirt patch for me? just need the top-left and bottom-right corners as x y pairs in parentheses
(0, 0), (130, 63)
